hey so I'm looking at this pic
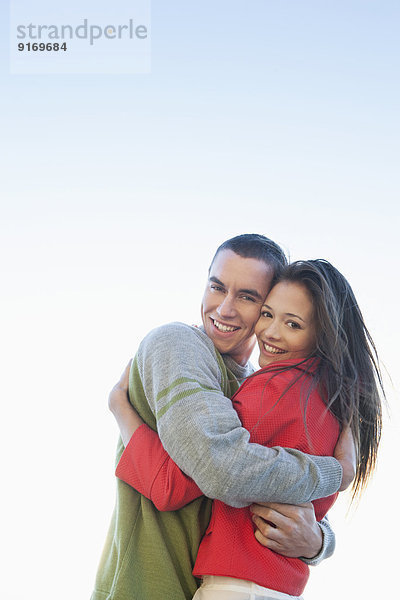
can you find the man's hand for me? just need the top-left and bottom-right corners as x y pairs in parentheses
(333, 426), (356, 492)
(108, 360), (144, 447)
(250, 502), (323, 559)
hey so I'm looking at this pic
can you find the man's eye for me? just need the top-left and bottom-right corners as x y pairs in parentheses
(210, 285), (223, 291)
(241, 295), (255, 302)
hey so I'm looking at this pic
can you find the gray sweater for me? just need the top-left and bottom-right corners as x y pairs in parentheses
(136, 322), (341, 563)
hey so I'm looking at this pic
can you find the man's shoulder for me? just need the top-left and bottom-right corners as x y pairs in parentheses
(143, 321), (210, 341)
(139, 321), (215, 356)
(136, 323), (224, 395)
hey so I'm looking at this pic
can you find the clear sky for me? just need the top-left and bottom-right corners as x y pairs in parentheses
(1, 2), (399, 599)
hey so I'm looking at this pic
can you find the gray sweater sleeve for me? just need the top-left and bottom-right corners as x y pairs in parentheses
(137, 322), (343, 509)
(302, 515), (336, 566)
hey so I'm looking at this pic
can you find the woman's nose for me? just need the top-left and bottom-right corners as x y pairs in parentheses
(263, 321), (280, 340)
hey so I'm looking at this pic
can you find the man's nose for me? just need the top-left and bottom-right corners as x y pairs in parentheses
(216, 295), (237, 319)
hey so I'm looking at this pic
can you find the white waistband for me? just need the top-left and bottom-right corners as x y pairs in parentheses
(201, 576), (303, 600)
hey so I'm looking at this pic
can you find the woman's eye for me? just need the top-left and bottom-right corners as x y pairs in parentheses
(287, 321), (301, 329)
(261, 311), (272, 318)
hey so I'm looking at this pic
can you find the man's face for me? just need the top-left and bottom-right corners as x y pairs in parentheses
(201, 249), (274, 365)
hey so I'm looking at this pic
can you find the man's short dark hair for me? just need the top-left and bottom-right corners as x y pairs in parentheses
(209, 233), (288, 278)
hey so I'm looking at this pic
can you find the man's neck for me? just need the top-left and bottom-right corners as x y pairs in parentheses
(228, 339), (256, 366)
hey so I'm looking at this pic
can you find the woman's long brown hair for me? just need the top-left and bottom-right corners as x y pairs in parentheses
(272, 259), (384, 499)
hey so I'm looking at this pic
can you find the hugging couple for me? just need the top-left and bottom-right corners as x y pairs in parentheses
(91, 234), (383, 600)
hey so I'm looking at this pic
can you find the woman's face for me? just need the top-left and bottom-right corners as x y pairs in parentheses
(255, 281), (316, 368)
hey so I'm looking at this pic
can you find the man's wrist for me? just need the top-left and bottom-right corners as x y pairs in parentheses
(301, 522), (323, 559)
(310, 455), (343, 498)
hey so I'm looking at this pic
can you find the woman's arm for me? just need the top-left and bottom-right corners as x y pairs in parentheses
(109, 362), (203, 511)
(108, 361), (143, 445)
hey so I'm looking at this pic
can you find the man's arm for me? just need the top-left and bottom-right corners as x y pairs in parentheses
(305, 515), (336, 565)
(111, 366), (352, 514)
(113, 405), (336, 560)
(134, 322), (344, 508)
(110, 354), (341, 561)
(250, 503), (335, 564)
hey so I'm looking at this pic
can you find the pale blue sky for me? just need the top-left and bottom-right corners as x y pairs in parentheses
(1, 2), (399, 599)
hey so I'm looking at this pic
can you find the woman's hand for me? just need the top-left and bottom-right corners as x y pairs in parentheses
(109, 360), (144, 447)
(108, 360), (132, 415)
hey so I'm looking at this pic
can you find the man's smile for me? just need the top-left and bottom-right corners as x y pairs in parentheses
(211, 318), (241, 333)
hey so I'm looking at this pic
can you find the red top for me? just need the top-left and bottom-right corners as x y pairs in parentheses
(116, 359), (340, 596)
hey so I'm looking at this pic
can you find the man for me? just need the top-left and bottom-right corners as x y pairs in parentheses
(91, 234), (354, 600)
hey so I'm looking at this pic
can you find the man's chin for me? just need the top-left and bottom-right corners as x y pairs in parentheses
(203, 320), (249, 358)
(210, 334), (240, 356)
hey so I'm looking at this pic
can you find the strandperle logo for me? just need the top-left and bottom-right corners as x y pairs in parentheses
(16, 18), (148, 46)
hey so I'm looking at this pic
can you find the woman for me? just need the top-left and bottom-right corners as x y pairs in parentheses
(112, 260), (383, 600)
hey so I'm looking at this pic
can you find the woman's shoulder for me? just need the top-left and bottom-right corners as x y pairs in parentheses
(241, 357), (319, 388)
